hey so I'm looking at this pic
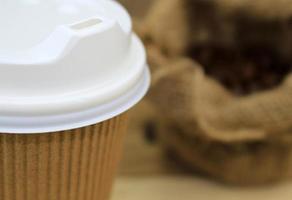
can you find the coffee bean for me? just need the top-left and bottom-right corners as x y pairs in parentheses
(188, 45), (291, 96)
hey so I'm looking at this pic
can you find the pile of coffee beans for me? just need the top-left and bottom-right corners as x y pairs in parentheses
(188, 45), (292, 96)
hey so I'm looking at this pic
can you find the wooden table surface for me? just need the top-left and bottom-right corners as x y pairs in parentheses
(112, 102), (292, 200)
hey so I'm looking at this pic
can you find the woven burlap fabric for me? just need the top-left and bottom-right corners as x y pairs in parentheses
(160, 121), (292, 185)
(142, 0), (292, 57)
(141, 0), (292, 184)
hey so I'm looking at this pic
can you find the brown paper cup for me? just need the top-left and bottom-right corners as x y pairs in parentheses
(0, 112), (128, 200)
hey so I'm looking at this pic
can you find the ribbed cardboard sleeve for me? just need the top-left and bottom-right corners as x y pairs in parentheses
(0, 113), (128, 200)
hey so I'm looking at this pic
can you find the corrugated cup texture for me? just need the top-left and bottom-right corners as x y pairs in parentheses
(0, 113), (128, 200)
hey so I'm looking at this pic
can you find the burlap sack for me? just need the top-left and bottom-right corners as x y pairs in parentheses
(141, 0), (292, 185)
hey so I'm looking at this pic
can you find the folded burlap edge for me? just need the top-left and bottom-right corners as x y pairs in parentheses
(139, 0), (292, 143)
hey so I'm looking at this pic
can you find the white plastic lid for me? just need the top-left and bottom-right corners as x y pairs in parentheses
(0, 0), (150, 134)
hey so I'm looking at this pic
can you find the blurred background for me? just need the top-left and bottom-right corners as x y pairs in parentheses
(113, 0), (292, 199)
